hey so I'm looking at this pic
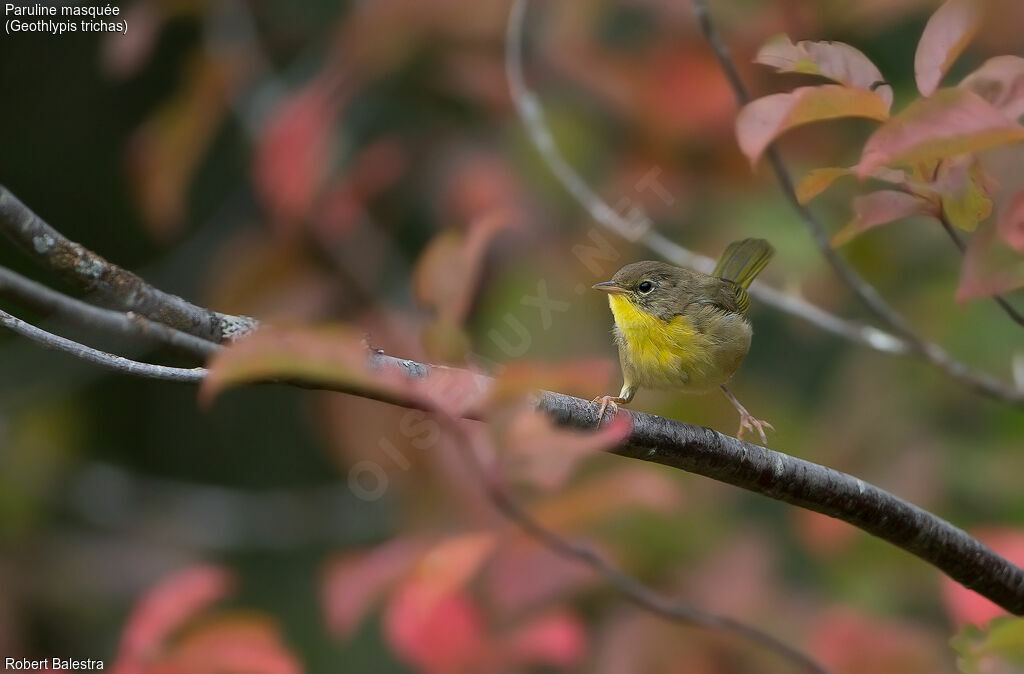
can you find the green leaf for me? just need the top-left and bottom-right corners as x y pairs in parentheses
(937, 158), (994, 232)
(952, 616), (1024, 674)
(796, 167), (852, 204)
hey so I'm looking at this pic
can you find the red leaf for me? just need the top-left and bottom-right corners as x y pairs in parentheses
(756, 35), (892, 108)
(499, 610), (586, 668)
(960, 55), (1024, 122)
(501, 407), (631, 490)
(737, 85), (889, 166)
(831, 190), (933, 246)
(857, 88), (1024, 178)
(383, 584), (486, 674)
(956, 219), (1024, 301)
(254, 80), (342, 231)
(321, 538), (426, 638)
(998, 189), (1024, 252)
(914, 0), (983, 97)
(811, 608), (944, 672)
(200, 325), (491, 418)
(114, 566), (234, 674)
(942, 527), (1024, 626)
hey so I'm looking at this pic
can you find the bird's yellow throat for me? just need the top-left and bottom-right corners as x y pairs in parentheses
(607, 294), (700, 368)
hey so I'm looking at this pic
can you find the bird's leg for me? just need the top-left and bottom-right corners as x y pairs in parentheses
(720, 385), (774, 446)
(591, 385), (635, 425)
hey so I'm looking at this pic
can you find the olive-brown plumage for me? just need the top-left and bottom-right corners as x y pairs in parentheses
(592, 238), (775, 444)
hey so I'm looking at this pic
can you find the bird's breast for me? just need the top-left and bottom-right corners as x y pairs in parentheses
(608, 295), (749, 391)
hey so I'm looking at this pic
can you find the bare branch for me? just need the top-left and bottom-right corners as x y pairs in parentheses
(4, 304), (1022, 614)
(0, 309), (206, 383)
(504, 0), (911, 357)
(2, 271), (1019, 614)
(450, 421), (828, 673)
(689, 0), (1024, 406)
(0, 186), (255, 343)
(0, 265), (218, 358)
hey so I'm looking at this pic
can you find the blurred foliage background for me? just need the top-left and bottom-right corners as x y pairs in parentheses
(1, 0), (1023, 671)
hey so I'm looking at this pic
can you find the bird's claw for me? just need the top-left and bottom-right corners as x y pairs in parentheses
(736, 413), (775, 447)
(591, 395), (622, 425)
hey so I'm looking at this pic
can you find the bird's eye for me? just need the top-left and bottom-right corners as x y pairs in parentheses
(637, 281), (654, 294)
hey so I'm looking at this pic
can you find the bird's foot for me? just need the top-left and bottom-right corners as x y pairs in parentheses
(736, 412), (775, 447)
(591, 395), (627, 425)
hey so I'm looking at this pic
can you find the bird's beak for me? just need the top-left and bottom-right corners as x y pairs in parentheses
(592, 281), (628, 295)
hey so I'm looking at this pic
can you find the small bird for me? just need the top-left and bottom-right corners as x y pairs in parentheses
(592, 238), (775, 444)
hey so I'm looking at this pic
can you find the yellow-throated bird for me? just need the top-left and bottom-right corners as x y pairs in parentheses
(592, 238), (774, 445)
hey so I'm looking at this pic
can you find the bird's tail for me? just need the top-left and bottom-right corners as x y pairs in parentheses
(712, 238), (774, 289)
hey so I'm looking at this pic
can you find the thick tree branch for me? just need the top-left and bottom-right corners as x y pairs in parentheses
(5, 302), (1017, 616)
(689, 0), (1024, 405)
(0, 265), (218, 358)
(444, 416), (827, 673)
(0, 186), (256, 344)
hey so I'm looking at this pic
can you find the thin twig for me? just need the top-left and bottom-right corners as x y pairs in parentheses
(937, 213), (1024, 327)
(504, 0), (911, 357)
(0, 309), (206, 383)
(0, 186), (256, 343)
(0, 265), (219, 358)
(456, 424), (828, 673)
(689, 0), (1024, 405)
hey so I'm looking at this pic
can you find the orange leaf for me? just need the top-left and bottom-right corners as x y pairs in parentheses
(756, 35), (892, 108)
(914, 0), (982, 97)
(960, 55), (1024, 122)
(167, 615), (301, 674)
(114, 565), (234, 673)
(491, 359), (614, 404)
(411, 533), (497, 602)
(736, 85), (889, 166)
(413, 212), (511, 324)
(127, 56), (228, 242)
(796, 167), (854, 204)
(857, 88), (1024, 178)
(831, 190), (933, 246)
